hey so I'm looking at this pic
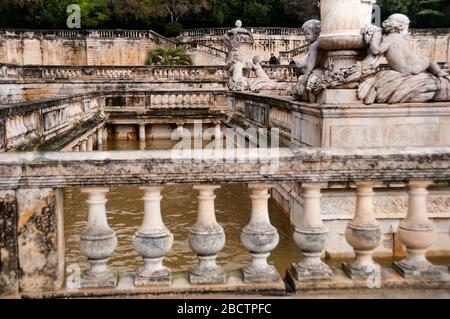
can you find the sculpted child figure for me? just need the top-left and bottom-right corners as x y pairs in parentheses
(367, 13), (448, 77)
(295, 19), (324, 75)
(292, 19), (326, 101)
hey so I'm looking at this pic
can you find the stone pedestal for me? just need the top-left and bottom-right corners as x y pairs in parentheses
(393, 181), (441, 278)
(133, 187), (173, 286)
(189, 185), (226, 284)
(342, 182), (382, 278)
(317, 89), (359, 104)
(79, 187), (117, 288)
(241, 184), (281, 283)
(291, 183), (332, 280)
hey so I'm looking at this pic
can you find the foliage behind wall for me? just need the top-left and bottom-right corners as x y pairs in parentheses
(0, 0), (448, 33)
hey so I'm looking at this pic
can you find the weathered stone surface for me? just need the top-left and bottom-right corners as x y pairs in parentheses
(0, 190), (18, 296)
(16, 188), (64, 292)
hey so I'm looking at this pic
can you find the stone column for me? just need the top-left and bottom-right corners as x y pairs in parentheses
(79, 187), (117, 288)
(103, 127), (108, 143)
(87, 135), (94, 151)
(80, 140), (87, 152)
(97, 129), (103, 149)
(189, 185), (226, 284)
(73, 145), (80, 152)
(177, 123), (184, 140)
(133, 186), (173, 286)
(139, 124), (146, 142)
(342, 182), (382, 278)
(292, 183), (332, 280)
(215, 123), (222, 140)
(393, 181), (440, 278)
(241, 184), (280, 283)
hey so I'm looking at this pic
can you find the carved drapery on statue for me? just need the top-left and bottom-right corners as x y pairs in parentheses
(292, 0), (450, 104)
(224, 20), (289, 92)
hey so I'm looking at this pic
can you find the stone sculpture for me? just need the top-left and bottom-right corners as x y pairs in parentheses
(358, 14), (450, 104)
(292, 9), (450, 104)
(224, 20), (288, 92)
(248, 56), (290, 91)
(292, 19), (326, 101)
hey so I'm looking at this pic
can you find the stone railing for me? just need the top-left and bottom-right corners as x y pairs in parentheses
(0, 147), (449, 297)
(180, 42), (228, 60)
(0, 90), (228, 151)
(0, 93), (105, 151)
(279, 44), (310, 61)
(104, 90), (227, 126)
(0, 64), (297, 82)
(180, 27), (304, 38)
(0, 64), (297, 102)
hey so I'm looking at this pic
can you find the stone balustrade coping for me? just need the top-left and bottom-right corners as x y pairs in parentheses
(0, 146), (448, 189)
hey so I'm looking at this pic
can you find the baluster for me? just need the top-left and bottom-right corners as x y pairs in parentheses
(79, 188), (117, 288)
(87, 135), (94, 151)
(133, 186), (173, 286)
(241, 184), (280, 282)
(393, 180), (441, 278)
(97, 128), (103, 149)
(189, 185), (226, 284)
(139, 124), (146, 142)
(291, 183), (332, 280)
(342, 182), (382, 278)
(80, 139), (87, 152)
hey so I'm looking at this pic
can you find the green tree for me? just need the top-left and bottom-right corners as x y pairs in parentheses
(76, 0), (111, 28)
(378, 0), (447, 27)
(145, 47), (193, 65)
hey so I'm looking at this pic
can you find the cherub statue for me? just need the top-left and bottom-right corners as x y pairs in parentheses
(295, 19), (324, 76)
(366, 14), (447, 77)
(293, 19), (326, 101)
(357, 13), (450, 104)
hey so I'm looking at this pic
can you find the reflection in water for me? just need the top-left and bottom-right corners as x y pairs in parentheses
(64, 139), (301, 276)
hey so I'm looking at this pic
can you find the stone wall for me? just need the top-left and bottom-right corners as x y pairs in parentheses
(1, 28), (448, 67)
(0, 30), (172, 66)
(181, 28), (450, 64)
(0, 65), (296, 102)
(229, 92), (450, 148)
(0, 90), (228, 151)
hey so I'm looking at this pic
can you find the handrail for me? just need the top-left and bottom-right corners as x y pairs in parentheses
(0, 146), (449, 188)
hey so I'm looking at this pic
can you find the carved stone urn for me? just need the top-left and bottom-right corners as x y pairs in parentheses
(318, 0), (376, 72)
(319, 0), (376, 51)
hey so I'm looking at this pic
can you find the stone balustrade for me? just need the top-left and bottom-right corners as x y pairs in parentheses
(0, 90), (229, 151)
(0, 65), (297, 102)
(180, 27), (304, 38)
(0, 64), (297, 82)
(0, 93), (105, 151)
(0, 147), (449, 297)
(279, 44), (310, 61)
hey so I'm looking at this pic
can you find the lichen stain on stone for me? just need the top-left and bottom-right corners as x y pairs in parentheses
(19, 208), (34, 227)
(17, 189), (59, 291)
